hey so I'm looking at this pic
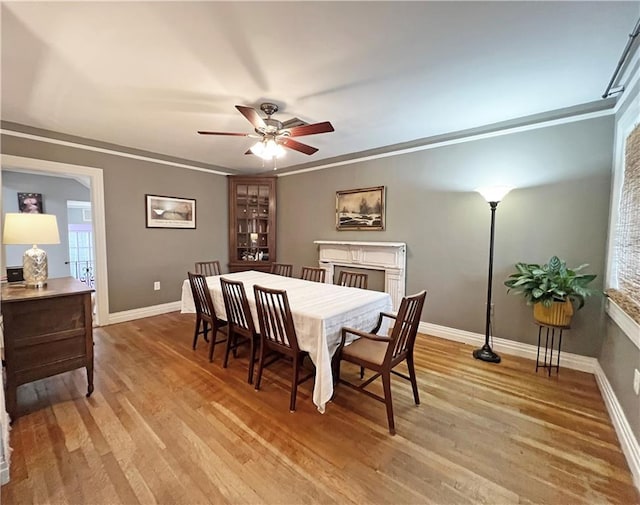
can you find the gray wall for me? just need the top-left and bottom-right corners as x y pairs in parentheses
(598, 79), (640, 444)
(278, 116), (614, 356)
(1, 135), (228, 312)
(600, 318), (640, 441)
(2, 171), (90, 279)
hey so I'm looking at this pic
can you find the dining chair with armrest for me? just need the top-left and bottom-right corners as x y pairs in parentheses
(300, 266), (325, 283)
(187, 272), (228, 361)
(220, 277), (260, 384)
(336, 290), (426, 435)
(270, 263), (293, 277)
(195, 260), (221, 277)
(337, 270), (368, 289)
(253, 285), (314, 412)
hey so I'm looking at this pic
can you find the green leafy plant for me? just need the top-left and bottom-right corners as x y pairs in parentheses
(504, 255), (598, 309)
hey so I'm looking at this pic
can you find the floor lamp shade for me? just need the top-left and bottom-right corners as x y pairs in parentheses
(3, 213), (61, 288)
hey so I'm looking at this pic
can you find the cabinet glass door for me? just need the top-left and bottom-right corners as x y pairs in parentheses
(236, 183), (270, 262)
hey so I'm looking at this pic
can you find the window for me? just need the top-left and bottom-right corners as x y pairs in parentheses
(608, 121), (640, 325)
(68, 227), (94, 286)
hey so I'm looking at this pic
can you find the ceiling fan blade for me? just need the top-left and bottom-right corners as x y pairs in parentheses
(285, 121), (334, 137)
(236, 105), (267, 130)
(197, 131), (250, 136)
(281, 138), (318, 155)
(244, 149), (254, 155)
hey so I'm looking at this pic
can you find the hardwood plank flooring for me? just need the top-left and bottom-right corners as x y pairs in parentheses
(2, 312), (638, 504)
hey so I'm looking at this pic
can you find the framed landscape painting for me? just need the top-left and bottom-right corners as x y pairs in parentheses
(336, 186), (385, 231)
(145, 194), (196, 229)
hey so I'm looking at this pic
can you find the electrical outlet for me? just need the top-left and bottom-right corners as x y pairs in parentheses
(154, 281), (160, 291)
(633, 369), (640, 396)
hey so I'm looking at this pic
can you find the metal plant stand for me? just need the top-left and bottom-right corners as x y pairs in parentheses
(535, 323), (569, 376)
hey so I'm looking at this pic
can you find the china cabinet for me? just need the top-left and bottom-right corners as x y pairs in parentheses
(228, 176), (277, 273)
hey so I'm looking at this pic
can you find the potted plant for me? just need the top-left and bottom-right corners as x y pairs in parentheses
(504, 255), (598, 326)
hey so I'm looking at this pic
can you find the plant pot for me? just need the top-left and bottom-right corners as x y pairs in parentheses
(533, 299), (574, 327)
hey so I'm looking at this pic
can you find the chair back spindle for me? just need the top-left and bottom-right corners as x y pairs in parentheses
(337, 270), (368, 289)
(220, 278), (255, 334)
(270, 263), (293, 277)
(300, 266), (325, 283)
(195, 260), (221, 277)
(253, 285), (299, 351)
(387, 291), (426, 362)
(188, 272), (214, 318)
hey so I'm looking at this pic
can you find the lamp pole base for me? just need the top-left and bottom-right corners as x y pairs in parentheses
(473, 344), (501, 363)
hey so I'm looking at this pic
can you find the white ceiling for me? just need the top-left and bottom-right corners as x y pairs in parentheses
(2, 1), (638, 174)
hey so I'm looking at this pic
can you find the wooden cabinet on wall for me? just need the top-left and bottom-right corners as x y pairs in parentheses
(228, 176), (277, 273)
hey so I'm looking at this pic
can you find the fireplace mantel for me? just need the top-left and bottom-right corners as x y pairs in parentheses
(314, 240), (406, 310)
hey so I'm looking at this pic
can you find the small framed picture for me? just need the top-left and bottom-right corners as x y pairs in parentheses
(145, 194), (196, 229)
(18, 193), (43, 214)
(336, 186), (385, 231)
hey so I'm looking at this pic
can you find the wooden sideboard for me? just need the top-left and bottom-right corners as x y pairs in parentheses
(1, 277), (94, 420)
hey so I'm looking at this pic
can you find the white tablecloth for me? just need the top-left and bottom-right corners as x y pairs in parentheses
(181, 270), (392, 412)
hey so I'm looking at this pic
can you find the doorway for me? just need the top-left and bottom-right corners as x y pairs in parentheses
(1, 155), (109, 325)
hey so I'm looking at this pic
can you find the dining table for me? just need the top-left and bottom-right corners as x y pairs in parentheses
(180, 270), (393, 413)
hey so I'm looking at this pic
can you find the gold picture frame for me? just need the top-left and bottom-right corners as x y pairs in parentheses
(336, 186), (385, 231)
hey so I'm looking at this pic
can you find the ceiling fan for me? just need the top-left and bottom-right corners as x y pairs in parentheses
(198, 102), (334, 159)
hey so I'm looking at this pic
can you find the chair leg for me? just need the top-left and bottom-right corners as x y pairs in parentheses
(208, 328), (216, 362)
(192, 316), (201, 350)
(332, 355), (341, 386)
(223, 329), (234, 368)
(290, 355), (300, 412)
(247, 336), (257, 385)
(203, 321), (210, 343)
(382, 371), (395, 435)
(407, 354), (420, 405)
(255, 341), (266, 391)
(360, 366), (365, 379)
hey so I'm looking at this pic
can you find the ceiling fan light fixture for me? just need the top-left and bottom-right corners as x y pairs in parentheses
(251, 138), (285, 160)
(250, 140), (265, 156)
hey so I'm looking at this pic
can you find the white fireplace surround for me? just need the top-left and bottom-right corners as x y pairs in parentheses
(314, 240), (406, 310)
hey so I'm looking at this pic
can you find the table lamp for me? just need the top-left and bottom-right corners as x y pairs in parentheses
(3, 213), (61, 288)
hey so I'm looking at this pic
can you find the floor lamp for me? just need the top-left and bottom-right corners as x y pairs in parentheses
(473, 186), (513, 363)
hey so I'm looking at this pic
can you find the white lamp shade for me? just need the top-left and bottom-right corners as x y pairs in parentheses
(3, 213), (61, 245)
(250, 139), (286, 160)
(475, 185), (514, 203)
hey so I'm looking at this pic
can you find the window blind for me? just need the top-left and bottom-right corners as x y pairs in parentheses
(608, 122), (640, 324)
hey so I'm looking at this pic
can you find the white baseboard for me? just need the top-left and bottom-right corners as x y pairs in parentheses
(593, 362), (640, 491)
(108, 301), (181, 325)
(418, 321), (597, 373)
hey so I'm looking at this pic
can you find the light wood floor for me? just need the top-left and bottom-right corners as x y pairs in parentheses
(2, 312), (638, 504)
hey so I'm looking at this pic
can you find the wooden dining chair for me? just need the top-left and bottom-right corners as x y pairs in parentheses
(270, 263), (293, 277)
(195, 260), (221, 277)
(253, 285), (314, 412)
(187, 272), (228, 361)
(219, 278), (260, 384)
(337, 270), (368, 289)
(300, 266), (325, 283)
(336, 290), (426, 435)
